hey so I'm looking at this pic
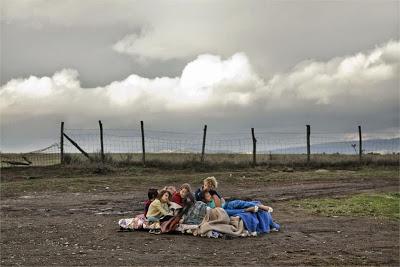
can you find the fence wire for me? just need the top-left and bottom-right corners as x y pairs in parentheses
(0, 143), (60, 168)
(1, 128), (399, 167)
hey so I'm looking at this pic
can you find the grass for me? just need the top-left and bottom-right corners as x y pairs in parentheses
(291, 192), (400, 220)
(1, 152), (399, 169)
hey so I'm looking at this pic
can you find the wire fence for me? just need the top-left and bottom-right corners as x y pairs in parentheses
(0, 143), (60, 168)
(1, 124), (399, 168)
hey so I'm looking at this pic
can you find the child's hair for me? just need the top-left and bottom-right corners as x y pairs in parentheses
(147, 188), (158, 200)
(162, 185), (177, 195)
(180, 183), (192, 192)
(157, 189), (172, 200)
(203, 176), (218, 189)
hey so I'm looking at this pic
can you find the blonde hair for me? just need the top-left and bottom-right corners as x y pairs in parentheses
(204, 176), (218, 189)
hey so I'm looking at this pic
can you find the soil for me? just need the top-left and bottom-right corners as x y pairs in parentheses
(0, 168), (399, 266)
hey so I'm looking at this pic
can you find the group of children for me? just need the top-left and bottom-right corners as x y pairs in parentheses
(142, 183), (193, 234)
(141, 176), (279, 235)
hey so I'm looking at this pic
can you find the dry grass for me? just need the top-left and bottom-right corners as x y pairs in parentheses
(1, 152), (398, 170)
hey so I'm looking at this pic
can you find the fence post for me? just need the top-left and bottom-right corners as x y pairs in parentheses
(306, 125), (311, 163)
(63, 133), (91, 159)
(358, 125), (362, 162)
(141, 121), (145, 166)
(201, 125), (207, 163)
(251, 128), (257, 166)
(99, 120), (104, 163)
(60, 122), (64, 164)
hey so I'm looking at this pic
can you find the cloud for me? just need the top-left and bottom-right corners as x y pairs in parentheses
(256, 40), (399, 105)
(0, 52), (260, 119)
(3, 0), (398, 87)
(1, 40), (399, 151)
(1, 0), (144, 27)
(3, 0), (248, 61)
(1, 40), (399, 119)
(112, 25), (221, 61)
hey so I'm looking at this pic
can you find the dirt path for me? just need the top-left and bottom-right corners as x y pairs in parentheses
(1, 173), (399, 266)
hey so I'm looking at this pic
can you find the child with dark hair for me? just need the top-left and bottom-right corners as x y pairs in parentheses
(144, 188), (158, 217)
(146, 190), (173, 234)
(147, 190), (172, 217)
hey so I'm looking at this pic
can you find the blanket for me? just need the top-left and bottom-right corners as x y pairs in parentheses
(235, 210), (280, 234)
(175, 224), (199, 234)
(119, 213), (150, 230)
(193, 208), (249, 237)
(181, 201), (207, 225)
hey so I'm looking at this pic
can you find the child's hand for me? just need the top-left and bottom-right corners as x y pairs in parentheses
(267, 206), (273, 213)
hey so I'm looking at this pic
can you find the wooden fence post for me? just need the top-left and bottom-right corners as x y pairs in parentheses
(358, 125), (362, 162)
(63, 133), (91, 159)
(251, 128), (257, 166)
(99, 120), (104, 163)
(141, 121), (145, 166)
(306, 125), (311, 163)
(201, 125), (207, 163)
(60, 122), (64, 164)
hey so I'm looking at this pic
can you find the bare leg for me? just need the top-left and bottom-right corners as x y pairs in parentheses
(245, 206), (256, 212)
(258, 204), (273, 212)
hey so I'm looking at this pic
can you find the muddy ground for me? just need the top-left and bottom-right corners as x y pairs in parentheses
(0, 167), (399, 266)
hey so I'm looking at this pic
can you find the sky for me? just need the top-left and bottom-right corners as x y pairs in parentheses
(0, 0), (399, 152)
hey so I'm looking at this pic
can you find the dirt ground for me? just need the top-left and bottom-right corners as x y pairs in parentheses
(0, 167), (399, 266)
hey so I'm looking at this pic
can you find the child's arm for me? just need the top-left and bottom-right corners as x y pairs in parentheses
(213, 194), (222, 208)
(151, 200), (169, 216)
(159, 202), (170, 216)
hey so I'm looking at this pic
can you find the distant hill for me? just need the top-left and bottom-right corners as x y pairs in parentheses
(263, 138), (400, 155)
(151, 137), (400, 155)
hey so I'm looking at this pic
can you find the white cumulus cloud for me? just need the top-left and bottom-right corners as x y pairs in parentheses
(255, 40), (399, 105)
(1, 40), (398, 128)
(0, 52), (259, 120)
